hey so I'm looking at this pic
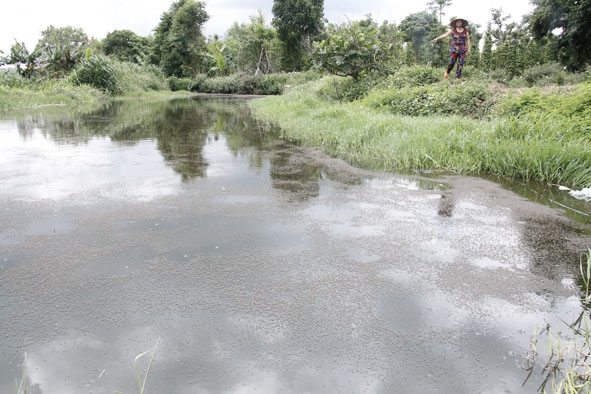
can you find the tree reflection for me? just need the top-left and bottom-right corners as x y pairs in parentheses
(8, 97), (363, 194)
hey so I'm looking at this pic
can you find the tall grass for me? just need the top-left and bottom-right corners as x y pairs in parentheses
(71, 56), (168, 94)
(249, 77), (591, 188)
(0, 71), (106, 111)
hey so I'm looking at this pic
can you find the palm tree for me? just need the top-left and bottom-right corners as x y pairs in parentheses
(426, 0), (453, 24)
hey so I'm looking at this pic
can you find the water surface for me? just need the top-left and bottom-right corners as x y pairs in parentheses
(1, 97), (590, 394)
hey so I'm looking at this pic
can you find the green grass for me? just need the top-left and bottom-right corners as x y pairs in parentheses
(249, 77), (591, 188)
(0, 77), (107, 111)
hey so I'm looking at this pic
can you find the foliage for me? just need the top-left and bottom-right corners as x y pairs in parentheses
(362, 79), (490, 117)
(381, 65), (443, 88)
(426, 0), (453, 24)
(399, 11), (441, 65)
(102, 30), (152, 64)
(529, 0), (591, 70)
(3, 42), (39, 79)
(190, 73), (288, 95)
(71, 54), (122, 94)
(312, 17), (403, 80)
(522, 62), (567, 86)
(488, 8), (517, 47)
(35, 25), (90, 77)
(115, 63), (168, 92)
(151, 0), (209, 78)
(494, 82), (591, 133)
(225, 12), (281, 74)
(315, 72), (384, 103)
(203, 42), (235, 76)
(0, 72), (105, 110)
(271, 0), (324, 71)
(249, 72), (591, 187)
(71, 56), (167, 95)
(168, 76), (194, 91)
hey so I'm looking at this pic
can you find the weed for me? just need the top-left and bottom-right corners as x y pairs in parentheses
(115, 337), (161, 394)
(15, 352), (27, 394)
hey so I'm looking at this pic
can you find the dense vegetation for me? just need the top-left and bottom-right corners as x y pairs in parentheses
(249, 67), (591, 188)
(0, 0), (590, 190)
(1, 0), (588, 94)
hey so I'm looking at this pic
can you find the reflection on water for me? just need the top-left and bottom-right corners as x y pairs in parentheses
(1, 97), (591, 394)
(3, 98), (361, 199)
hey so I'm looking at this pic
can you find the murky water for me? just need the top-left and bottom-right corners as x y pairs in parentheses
(1, 97), (590, 394)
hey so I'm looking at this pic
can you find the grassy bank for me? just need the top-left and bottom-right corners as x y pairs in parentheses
(249, 75), (591, 188)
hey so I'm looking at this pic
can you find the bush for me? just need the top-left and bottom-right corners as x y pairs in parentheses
(493, 82), (591, 134)
(188, 73), (288, 95)
(70, 55), (122, 95)
(115, 63), (167, 92)
(522, 62), (566, 87)
(186, 74), (207, 92)
(249, 74), (288, 95)
(71, 57), (168, 95)
(284, 71), (323, 86)
(168, 76), (194, 91)
(382, 65), (442, 89)
(362, 80), (490, 117)
(316, 72), (383, 103)
(0, 69), (34, 89)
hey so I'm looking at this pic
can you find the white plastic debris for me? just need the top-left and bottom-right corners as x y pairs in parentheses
(569, 187), (591, 202)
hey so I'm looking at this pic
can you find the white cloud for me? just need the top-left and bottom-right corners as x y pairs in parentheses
(0, 0), (533, 54)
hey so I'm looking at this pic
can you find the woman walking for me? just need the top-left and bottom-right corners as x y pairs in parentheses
(432, 17), (472, 79)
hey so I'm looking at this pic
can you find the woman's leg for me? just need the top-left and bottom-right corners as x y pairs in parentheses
(455, 52), (466, 78)
(446, 52), (458, 75)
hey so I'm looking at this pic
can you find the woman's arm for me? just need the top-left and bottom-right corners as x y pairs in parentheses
(431, 30), (452, 44)
(466, 31), (472, 54)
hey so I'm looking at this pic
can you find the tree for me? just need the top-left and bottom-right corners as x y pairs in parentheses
(225, 12), (281, 74)
(488, 8), (516, 47)
(103, 30), (151, 64)
(528, 0), (591, 70)
(272, 0), (324, 71)
(312, 17), (403, 80)
(480, 30), (493, 71)
(152, 0), (209, 77)
(35, 25), (90, 77)
(4, 41), (39, 78)
(399, 11), (440, 64)
(426, 0), (452, 24)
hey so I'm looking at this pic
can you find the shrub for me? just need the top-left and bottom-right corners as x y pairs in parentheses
(70, 55), (122, 95)
(382, 65), (442, 89)
(316, 72), (384, 102)
(362, 80), (490, 117)
(168, 76), (194, 91)
(71, 57), (168, 95)
(0, 69), (33, 89)
(188, 73), (288, 95)
(187, 74), (208, 92)
(115, 63), (167, 92)
(522, 62), (566, 87)
(248, 74), (288, 95)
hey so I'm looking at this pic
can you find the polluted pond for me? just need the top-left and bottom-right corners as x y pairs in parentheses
(1, 97), (591, 394)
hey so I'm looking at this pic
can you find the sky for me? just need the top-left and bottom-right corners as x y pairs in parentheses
(1, 0), (534, 54)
